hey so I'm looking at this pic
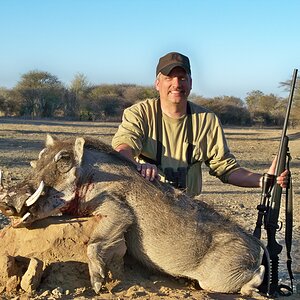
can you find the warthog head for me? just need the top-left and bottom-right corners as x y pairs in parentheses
(0, 135), (85, 227)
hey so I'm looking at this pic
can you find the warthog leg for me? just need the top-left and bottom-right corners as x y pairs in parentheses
(192, 234), (264, 294)
(87, 198), (133, 294)
(240, 265), (265, 296)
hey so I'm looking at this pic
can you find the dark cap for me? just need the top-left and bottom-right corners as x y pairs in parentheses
(156, 52), (191, 76)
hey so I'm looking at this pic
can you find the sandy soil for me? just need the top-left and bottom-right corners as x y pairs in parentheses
(0, 118), (299, 300)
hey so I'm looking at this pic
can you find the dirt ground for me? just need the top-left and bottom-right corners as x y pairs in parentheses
(0, 118), (299, 300)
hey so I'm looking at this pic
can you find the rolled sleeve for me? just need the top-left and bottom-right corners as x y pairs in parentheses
(207, 151), (240, 182)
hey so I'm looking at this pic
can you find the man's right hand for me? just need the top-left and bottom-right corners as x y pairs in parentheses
(114, 144), (159, 182)
(137, 163), (158, 181)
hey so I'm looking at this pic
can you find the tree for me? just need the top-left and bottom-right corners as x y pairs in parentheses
(80, 85), (131, 121)
(211, 96), (250, 125)
(14, 70), (64, 118)
(193, 95), (251, 126)
(245, 90), (282, 125)
(67, 73), (91, 118)
(245, 90), (265, 113)
(293, 80), (300, 126)
(0, 87), (22, 116)
(70, 73), (90, 96)
(279, 75), (300, 126)
(123, 86), (158, 103)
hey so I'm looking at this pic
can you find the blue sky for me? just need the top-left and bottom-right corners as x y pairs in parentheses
(0, 0), (299, 99)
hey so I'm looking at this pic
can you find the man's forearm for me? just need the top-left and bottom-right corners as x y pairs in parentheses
(227, 168), (262, 188)
(114, 144), (137, 164)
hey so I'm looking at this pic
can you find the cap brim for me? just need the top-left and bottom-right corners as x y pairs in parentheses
(159, 63), (190, 76)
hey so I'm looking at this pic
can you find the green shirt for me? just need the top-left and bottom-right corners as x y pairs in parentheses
(112, 99), (239, 196)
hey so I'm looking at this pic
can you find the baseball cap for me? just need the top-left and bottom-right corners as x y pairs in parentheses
(156, 52), (191, 76)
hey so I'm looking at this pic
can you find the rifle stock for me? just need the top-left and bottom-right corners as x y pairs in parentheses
(257, 69), (298, 296)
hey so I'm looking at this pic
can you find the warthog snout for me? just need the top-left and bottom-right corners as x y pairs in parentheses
(0, 170), (47, 226)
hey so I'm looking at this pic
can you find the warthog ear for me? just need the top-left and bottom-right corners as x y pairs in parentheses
(46, 134), (57, 147)
(74, 138), (85, 165)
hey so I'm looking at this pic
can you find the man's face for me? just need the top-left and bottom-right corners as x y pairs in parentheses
(155, 67), (192, 105)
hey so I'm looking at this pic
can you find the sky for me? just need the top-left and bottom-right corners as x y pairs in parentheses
(0, 0), (299, 100)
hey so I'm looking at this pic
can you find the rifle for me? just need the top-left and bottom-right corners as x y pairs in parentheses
(253, 68), (298, 296)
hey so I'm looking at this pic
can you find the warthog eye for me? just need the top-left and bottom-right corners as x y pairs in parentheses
(54, 150), (74, 173)
(57, 158), (73, 173)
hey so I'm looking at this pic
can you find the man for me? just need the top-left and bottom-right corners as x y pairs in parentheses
(112, 52), (288, 196)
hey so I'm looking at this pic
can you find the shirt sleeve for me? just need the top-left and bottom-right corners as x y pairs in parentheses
(111, 104), (146, 157)
(204, 116), (240, 183)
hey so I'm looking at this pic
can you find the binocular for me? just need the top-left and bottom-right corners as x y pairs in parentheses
(164, 167), (187, 189)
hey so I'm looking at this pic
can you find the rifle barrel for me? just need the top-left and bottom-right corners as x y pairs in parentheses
(275, 68), (298, 176)
(269, 69), (298, 220)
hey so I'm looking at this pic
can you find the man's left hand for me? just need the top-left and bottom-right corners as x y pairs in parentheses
(267, 157), (289, 188)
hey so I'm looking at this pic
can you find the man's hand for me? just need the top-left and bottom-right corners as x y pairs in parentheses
(267, 157), (289, 188)
(114, 144), (159, 182)
(137, 163), (158, 181)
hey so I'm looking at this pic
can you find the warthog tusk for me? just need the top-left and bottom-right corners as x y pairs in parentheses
(21, 212), (31, 221)
(25, 181), (45, 206)
(12, 212), (31, 227)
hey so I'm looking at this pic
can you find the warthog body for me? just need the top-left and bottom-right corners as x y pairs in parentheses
(0, 135), (266, 295)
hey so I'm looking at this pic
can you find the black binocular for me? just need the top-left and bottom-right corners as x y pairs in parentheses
(164, 167), (187, 189)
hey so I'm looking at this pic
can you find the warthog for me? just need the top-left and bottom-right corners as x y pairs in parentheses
(0, 135), (267, 296)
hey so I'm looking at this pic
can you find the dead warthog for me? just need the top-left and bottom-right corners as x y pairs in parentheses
(0, 135), (266, 296)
